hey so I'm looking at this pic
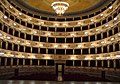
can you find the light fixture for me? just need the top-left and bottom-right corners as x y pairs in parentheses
(41, 21), (44, 25)
(54, 44), (58, 48)
(23, 28), (26, 31)
(90, 19), (93, 22)
(105, 24), (109, 27)
(34, 31), (37, 34)
(54, 23), (59, 27)
(101, 41), (104, 44)
(29, 18), (32, 21)
(118, 33), (120, 36)
(19, 13), (22, 15)
(111, 37), (114, 41)
(116, 55), (120, 58)
(63, 44), (67, 48)
(91, 43), (94, 46)
(10, 54), (14, 57)
(96, 29), (99, 31)
(71, 33), (75, 36)
(109, 6), (113, 9)
(4, 16), (7, 19)
(51, 0), (69, 16)
(10, 6), (13, 9)
(78, 44), (82, 48)
(84, 32), (88, 35)
(0, 33), (2, 36)
(114, 17), (117, 21)
(13, 23), (16, 26)
(39, 44), (43, 47)
(78, 22), (81, 25)
(0, 52), (4, 55)
(7, 36), (11, 39)
(17, 40), (20, 43)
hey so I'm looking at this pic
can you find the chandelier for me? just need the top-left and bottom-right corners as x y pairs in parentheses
(51, 1), (69, 16)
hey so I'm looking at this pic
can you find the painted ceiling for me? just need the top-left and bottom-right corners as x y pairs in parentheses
(23, 0), (101, 13)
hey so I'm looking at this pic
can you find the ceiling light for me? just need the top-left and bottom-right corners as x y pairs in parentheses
(31, 56), (36, 58)
(78, 44), (82, 48)
(78, 22), (81, 25)
(111, 37), (114, 41)
(105, 24), (109, 27)
(63, 45), (67, 48)
(90, 19), (93, 21)
(91, 43), (94, 46)
(63, 23), (67, 26)
(14, 23), (16, 26)
(116, 55), (120, 58)
(118, 33), (120, 36)
(26, 42), (30, 45)
(7, 36), (11, 39)
(96, 57), (100, 60)
(41, 21), (44, 24)
(51, 1), (69, 16)
(85, 57), (92, 60)
(106, 57), (110, 59)
(101, 41), (104, 44)
(17, 40), (20, 43)
(84, 32), (88, 35)
(54, 45), (58, 48)
(109, 6), (113, 9)
(10, 6), (13, 9)
(19, 13), (22, 15)
(54, 23), (59, 27)
(96, 29), (99, 31)
(4, 16), (7, 19)
(29, 18), (32, 21)
(21, 55), (25, 58)
(34, 31), (37, 34)
(10, 54), (14, 57)
(47, 33), (51, 36)
(71, 33), (75, 36)
(0, 52), (4, 55)
(23, 28), (26, 31)
(0, 33), (2, 36)
(71, 56), (76, 60)
(114, 17), (117, 21)
(39, 44), (43, 47)
(100, 14), (103, 16)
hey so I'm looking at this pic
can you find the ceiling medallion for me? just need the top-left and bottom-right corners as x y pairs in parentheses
(51, 0), (69, 16)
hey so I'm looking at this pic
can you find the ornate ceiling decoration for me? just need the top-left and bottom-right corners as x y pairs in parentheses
(12, 0), (110, 17)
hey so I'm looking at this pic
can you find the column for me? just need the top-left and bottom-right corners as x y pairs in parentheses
(38, 60), (40, 66)
(17, 59), (19, 66)
(23, 59), (25, 66)
(102, 60), (104, 67)
(0, 58), (1, 66)
(30, 59), (32, 66)
(88, 60), (90, 67)
(46, 60), (47, 66)
(5, 58), (7, 66)
(11, 58), (13, 66)
(81, 60), (83, 67)
(113, 60), (116, 68)
(73, 60), (74, 66)
(107, 60), (110, 68)
(95, 60), (98, 67)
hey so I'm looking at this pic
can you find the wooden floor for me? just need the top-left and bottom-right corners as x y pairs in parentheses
(0, 80), (120, 84)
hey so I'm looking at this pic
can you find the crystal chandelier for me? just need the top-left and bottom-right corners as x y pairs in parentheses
(51, 0), (69, 16)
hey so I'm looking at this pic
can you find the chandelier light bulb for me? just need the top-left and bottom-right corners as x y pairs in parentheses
(51, 1), (69, 16)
